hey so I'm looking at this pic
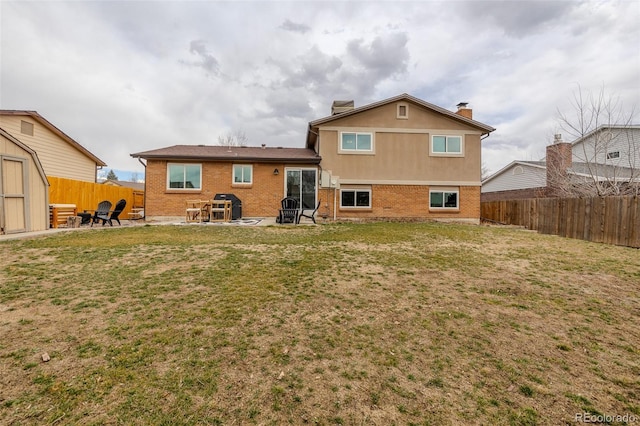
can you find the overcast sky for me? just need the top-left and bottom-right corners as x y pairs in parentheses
(1, 0), (639, 178)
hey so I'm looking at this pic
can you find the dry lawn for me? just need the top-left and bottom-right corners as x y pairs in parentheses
(0, 222), (639, 425)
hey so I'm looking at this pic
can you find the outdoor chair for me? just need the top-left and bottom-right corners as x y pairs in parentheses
(91, 200), (112, 227)
(298, 200), (321, 224)
(277, 197), (299, 224)
(109, 199), (127, 226)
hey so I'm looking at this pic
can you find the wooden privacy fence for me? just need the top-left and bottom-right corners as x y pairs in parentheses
(481, 196), (640, 248)
(48, 177), (144, 219)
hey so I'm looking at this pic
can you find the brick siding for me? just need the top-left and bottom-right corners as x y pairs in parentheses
(146, 160), (481, 222)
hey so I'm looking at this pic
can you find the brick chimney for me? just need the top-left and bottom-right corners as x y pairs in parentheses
(546, 134), (572, 195)
(456, 102), (472, 119)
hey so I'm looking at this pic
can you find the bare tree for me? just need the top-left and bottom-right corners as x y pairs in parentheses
(549, 85), (639, 197)
(217, 130), (248, 147)
(481, 162), (491, 181)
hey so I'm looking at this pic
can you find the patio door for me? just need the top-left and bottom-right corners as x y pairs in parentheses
(285, 168), (317, 209)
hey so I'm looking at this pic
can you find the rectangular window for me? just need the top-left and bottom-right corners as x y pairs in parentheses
(340, 189), (371, 208)
(606, 151), (620, 159)
(167, 163), (201, 189)
(432, 135), (462, 154)
(430, 190), (458, 209)
(20, 120), (34, 136)
(341, 132), (372, 151)
(233, 164), (252, 184)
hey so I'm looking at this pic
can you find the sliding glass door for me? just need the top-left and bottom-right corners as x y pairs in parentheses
(285, 168), (317, 209)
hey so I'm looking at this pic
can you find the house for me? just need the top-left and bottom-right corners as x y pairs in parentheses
(307, 94), (495, 222)
(0, 110), (107, 182)
(131, 93), (495, 222)
(0, 127), (49, 234)
(482, 126), (640, 201)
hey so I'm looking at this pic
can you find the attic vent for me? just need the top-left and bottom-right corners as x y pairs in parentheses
(331, 100), (355, 115)
(21, 120), (34, 136)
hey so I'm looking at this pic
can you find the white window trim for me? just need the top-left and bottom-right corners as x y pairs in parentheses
(430, 134), (464, 157)
(397, 103), (409, 120)
(233, 164), (253, 185)
(429, 189), (459, 210)
(338, 131), (374, 154)
(340, 188), (372, 209)
(166, 163), (202, 190)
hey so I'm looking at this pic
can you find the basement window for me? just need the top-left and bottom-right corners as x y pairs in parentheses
(430, 189), (459, 209)
(340, 189), (371, 208)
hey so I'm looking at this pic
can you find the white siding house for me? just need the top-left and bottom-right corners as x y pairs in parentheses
(571, 126), (640, 170)
(481, 161), (546, 194)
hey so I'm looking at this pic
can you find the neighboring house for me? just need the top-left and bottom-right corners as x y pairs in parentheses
(132, 93), (495, 222)
(0, 127), (49, 234)
(0, 110), (107, 233)
(482, 126), (640, 201)
(0, 110), (107, 182)
(102, 179), (145, 191)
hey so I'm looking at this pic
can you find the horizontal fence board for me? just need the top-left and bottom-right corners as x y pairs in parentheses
(481, 196), (639, 248)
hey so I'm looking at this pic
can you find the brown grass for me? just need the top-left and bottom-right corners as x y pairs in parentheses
(0, 222), (638, 425)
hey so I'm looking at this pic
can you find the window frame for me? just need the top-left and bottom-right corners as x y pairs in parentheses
(232, 164), (253, 185)
(166, 163), (202, 190)
(429, 189), (459, 210)
(340, 188), (372, 209)
(339, 131), (374, 153)
(430, 135), (464, 156)
(606, 151), (620, 160)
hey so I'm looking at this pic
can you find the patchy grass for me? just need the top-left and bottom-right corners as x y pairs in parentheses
(0, 222), (639, 425)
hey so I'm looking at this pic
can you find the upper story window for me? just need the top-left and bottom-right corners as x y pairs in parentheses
(167, 163), (201, 189)
(20, 120), (34, 136)
(397, 103), (409, 119)
(233, 164), (253, 184)
(432, 135), (462, 154)
(606, 151), (620, 160)
(341, 132), (372, 152)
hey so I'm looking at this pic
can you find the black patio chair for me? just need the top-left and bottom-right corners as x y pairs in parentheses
(109, 199), (127, 226)
(298, 200), (321, 224)
(277, 197), (299, 224)
(91, 200), (112, 227)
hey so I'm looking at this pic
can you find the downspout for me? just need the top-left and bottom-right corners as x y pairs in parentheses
(137, 158), (147, 219)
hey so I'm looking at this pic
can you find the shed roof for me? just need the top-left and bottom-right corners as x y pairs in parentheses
(131, 145), (321, 164)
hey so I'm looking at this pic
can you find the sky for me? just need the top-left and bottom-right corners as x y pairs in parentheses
(1, 0), (639, 180)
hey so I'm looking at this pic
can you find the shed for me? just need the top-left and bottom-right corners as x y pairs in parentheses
(0, 127), (49, 234)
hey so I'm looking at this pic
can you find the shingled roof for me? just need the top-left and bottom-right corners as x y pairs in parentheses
(131, 145), (321, 164)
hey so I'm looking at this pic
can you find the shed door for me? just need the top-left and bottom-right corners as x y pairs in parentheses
(0, 156), (28, 234)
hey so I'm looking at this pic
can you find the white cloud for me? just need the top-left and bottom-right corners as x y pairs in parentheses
(1, 0), (638, 176)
